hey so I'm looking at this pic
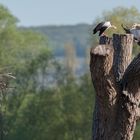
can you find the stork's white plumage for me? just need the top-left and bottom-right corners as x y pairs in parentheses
(93, 21), (117, 36)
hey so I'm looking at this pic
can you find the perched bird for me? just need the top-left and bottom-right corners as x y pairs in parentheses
(132, 23), (140, 29)
(121, 24), (140, 45)
(93, 21), (117, 36)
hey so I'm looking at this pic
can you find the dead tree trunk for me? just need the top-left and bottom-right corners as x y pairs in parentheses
(90, 34), (140, 140)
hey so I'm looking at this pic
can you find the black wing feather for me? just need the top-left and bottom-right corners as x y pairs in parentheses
(93, 22), (105, 34)
(99, 26), (108, 36)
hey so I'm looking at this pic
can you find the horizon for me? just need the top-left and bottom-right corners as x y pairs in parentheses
(22, 22), (91, 27)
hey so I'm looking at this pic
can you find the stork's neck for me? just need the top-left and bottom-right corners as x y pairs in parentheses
(104, 21), (111, 27)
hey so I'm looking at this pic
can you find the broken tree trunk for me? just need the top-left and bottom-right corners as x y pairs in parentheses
(90, 34), (140, 140)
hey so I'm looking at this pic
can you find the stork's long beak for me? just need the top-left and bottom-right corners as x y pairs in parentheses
(112, 25), (117, 29)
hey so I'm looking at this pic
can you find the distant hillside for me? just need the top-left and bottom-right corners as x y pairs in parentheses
(24, 24), (92, 57)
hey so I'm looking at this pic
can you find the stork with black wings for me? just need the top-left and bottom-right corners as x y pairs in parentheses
(93, 21), (117, 36)
(122, 24), (140, 46)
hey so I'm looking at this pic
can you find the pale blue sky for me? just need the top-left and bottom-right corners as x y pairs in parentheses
(0, 0), (140, 26)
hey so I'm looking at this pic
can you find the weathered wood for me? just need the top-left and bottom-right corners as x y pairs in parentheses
(113, 34), (133, 82)
(90, 34), (140, 140)
(114, 54), (140, 140)
(90, 37), (117, 140)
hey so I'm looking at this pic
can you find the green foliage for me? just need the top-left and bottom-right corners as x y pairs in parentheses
(134, 122), (140, 140)
(0, 4), (94, 140)
(5, 74), (94, 140)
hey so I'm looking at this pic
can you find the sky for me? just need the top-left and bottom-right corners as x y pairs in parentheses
(0, 0), (140, 27)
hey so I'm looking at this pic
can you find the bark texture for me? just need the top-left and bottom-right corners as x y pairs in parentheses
(90, 34), (140, 140)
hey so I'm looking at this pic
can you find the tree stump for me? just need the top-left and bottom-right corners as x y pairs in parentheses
(90, 34), (140, 140)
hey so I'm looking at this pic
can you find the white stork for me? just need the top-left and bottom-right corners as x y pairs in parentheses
(122, 24), (140, 45)
(93, 21), (117, 36)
